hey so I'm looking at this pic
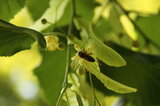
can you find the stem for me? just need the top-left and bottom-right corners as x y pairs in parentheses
(68, 0), (76, 35)
(56, 86), (67, 106)
(65, 91), (70, 106)
(113, 0), (160, 49)
(89, 73), (101, 106)
(56, 0), (76, 105)
(44, 32), (66, 37)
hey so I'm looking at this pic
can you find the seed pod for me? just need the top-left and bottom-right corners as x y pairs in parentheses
(58, 42), (65, 50)
(132, 41), (140, 48)
(41, 18), (47, 24)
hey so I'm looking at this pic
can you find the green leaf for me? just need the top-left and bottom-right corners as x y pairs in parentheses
(76, 0), (96, 22)
(94, 43), (160, 106)
(53, 0), (96, 28)
(88, 26), (126, 67)
(67, 35), (84, 47)
(136, 14), (160, 47)
(52, 2), (71, 27)
(34, 50), (66, 106)
(30, 0), (69, 31)
(109, 4), (124, 34)
(67, 73), (90, 106)
(73, 18), (126, 67)
(108, 4), (146, 50)
(117, 0), (160, 14)
(27, 0), (50, 21)
(54, 0), (96, 28)
(0, 19), (46, 56)
(92, 17), (112, 39)
(83, 61), (137, 93)
(0, 0), (27, 21)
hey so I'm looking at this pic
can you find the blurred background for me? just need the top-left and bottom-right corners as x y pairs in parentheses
(0, 8), (48, 106)
(0, 5), (119, 106)
(0, 0), (160, 106)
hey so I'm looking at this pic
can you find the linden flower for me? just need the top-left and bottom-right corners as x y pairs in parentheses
(45, 35), (59, 51)
(45, 35), (64, 51)
(71, 52), (86, 75)
(71, 45), (99, 75)
(71, 46), (137, 94)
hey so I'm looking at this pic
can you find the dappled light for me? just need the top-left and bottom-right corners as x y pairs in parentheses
(0, 0), (160, 106)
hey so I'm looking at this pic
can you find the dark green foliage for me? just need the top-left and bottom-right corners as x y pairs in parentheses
(136, 14), (160, 47)
(92, 43), (160, 106)
(34, 50), (67, 106)
(0, 19), (46, 56)
(0, 0), (27, 21)
(0, 0), (160, 106)
(27, 0), (50, 20)
(76, 0), (97, 21)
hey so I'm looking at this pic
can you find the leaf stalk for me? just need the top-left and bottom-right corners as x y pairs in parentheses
(56, 0), (76, 105)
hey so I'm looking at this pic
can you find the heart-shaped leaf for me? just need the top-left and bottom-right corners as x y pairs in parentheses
(0, 19), (46, 56)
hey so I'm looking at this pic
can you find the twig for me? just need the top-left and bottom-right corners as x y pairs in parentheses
(56, 0), (76, 105)
(65, 91), (70, 106)
(112, 0), (160, 49)
(43, 32), (66, 37)
(89, 73), (101, 106)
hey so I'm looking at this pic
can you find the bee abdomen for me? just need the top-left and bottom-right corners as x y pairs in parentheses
(85, 55), (95, 62)
(78, 51), (95, 62)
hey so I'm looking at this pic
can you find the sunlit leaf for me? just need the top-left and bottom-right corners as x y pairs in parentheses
(63, 88), (79, 106)
(94, 43), (160, 105)
(120, 15), (138, 41)
(117, 0), (160, 14)
(83, 61), (137, 93)
(88, 26), (126, 67)
(65, 73), (90, 106)
(0, 19), (46, 56)
(9, 8), (33, 27)
(109, 5), (146, 50)
(30, 0), (69, 31)
(73, 18), (126, 67)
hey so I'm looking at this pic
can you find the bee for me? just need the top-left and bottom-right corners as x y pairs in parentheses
(78, 50), (95, 62)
